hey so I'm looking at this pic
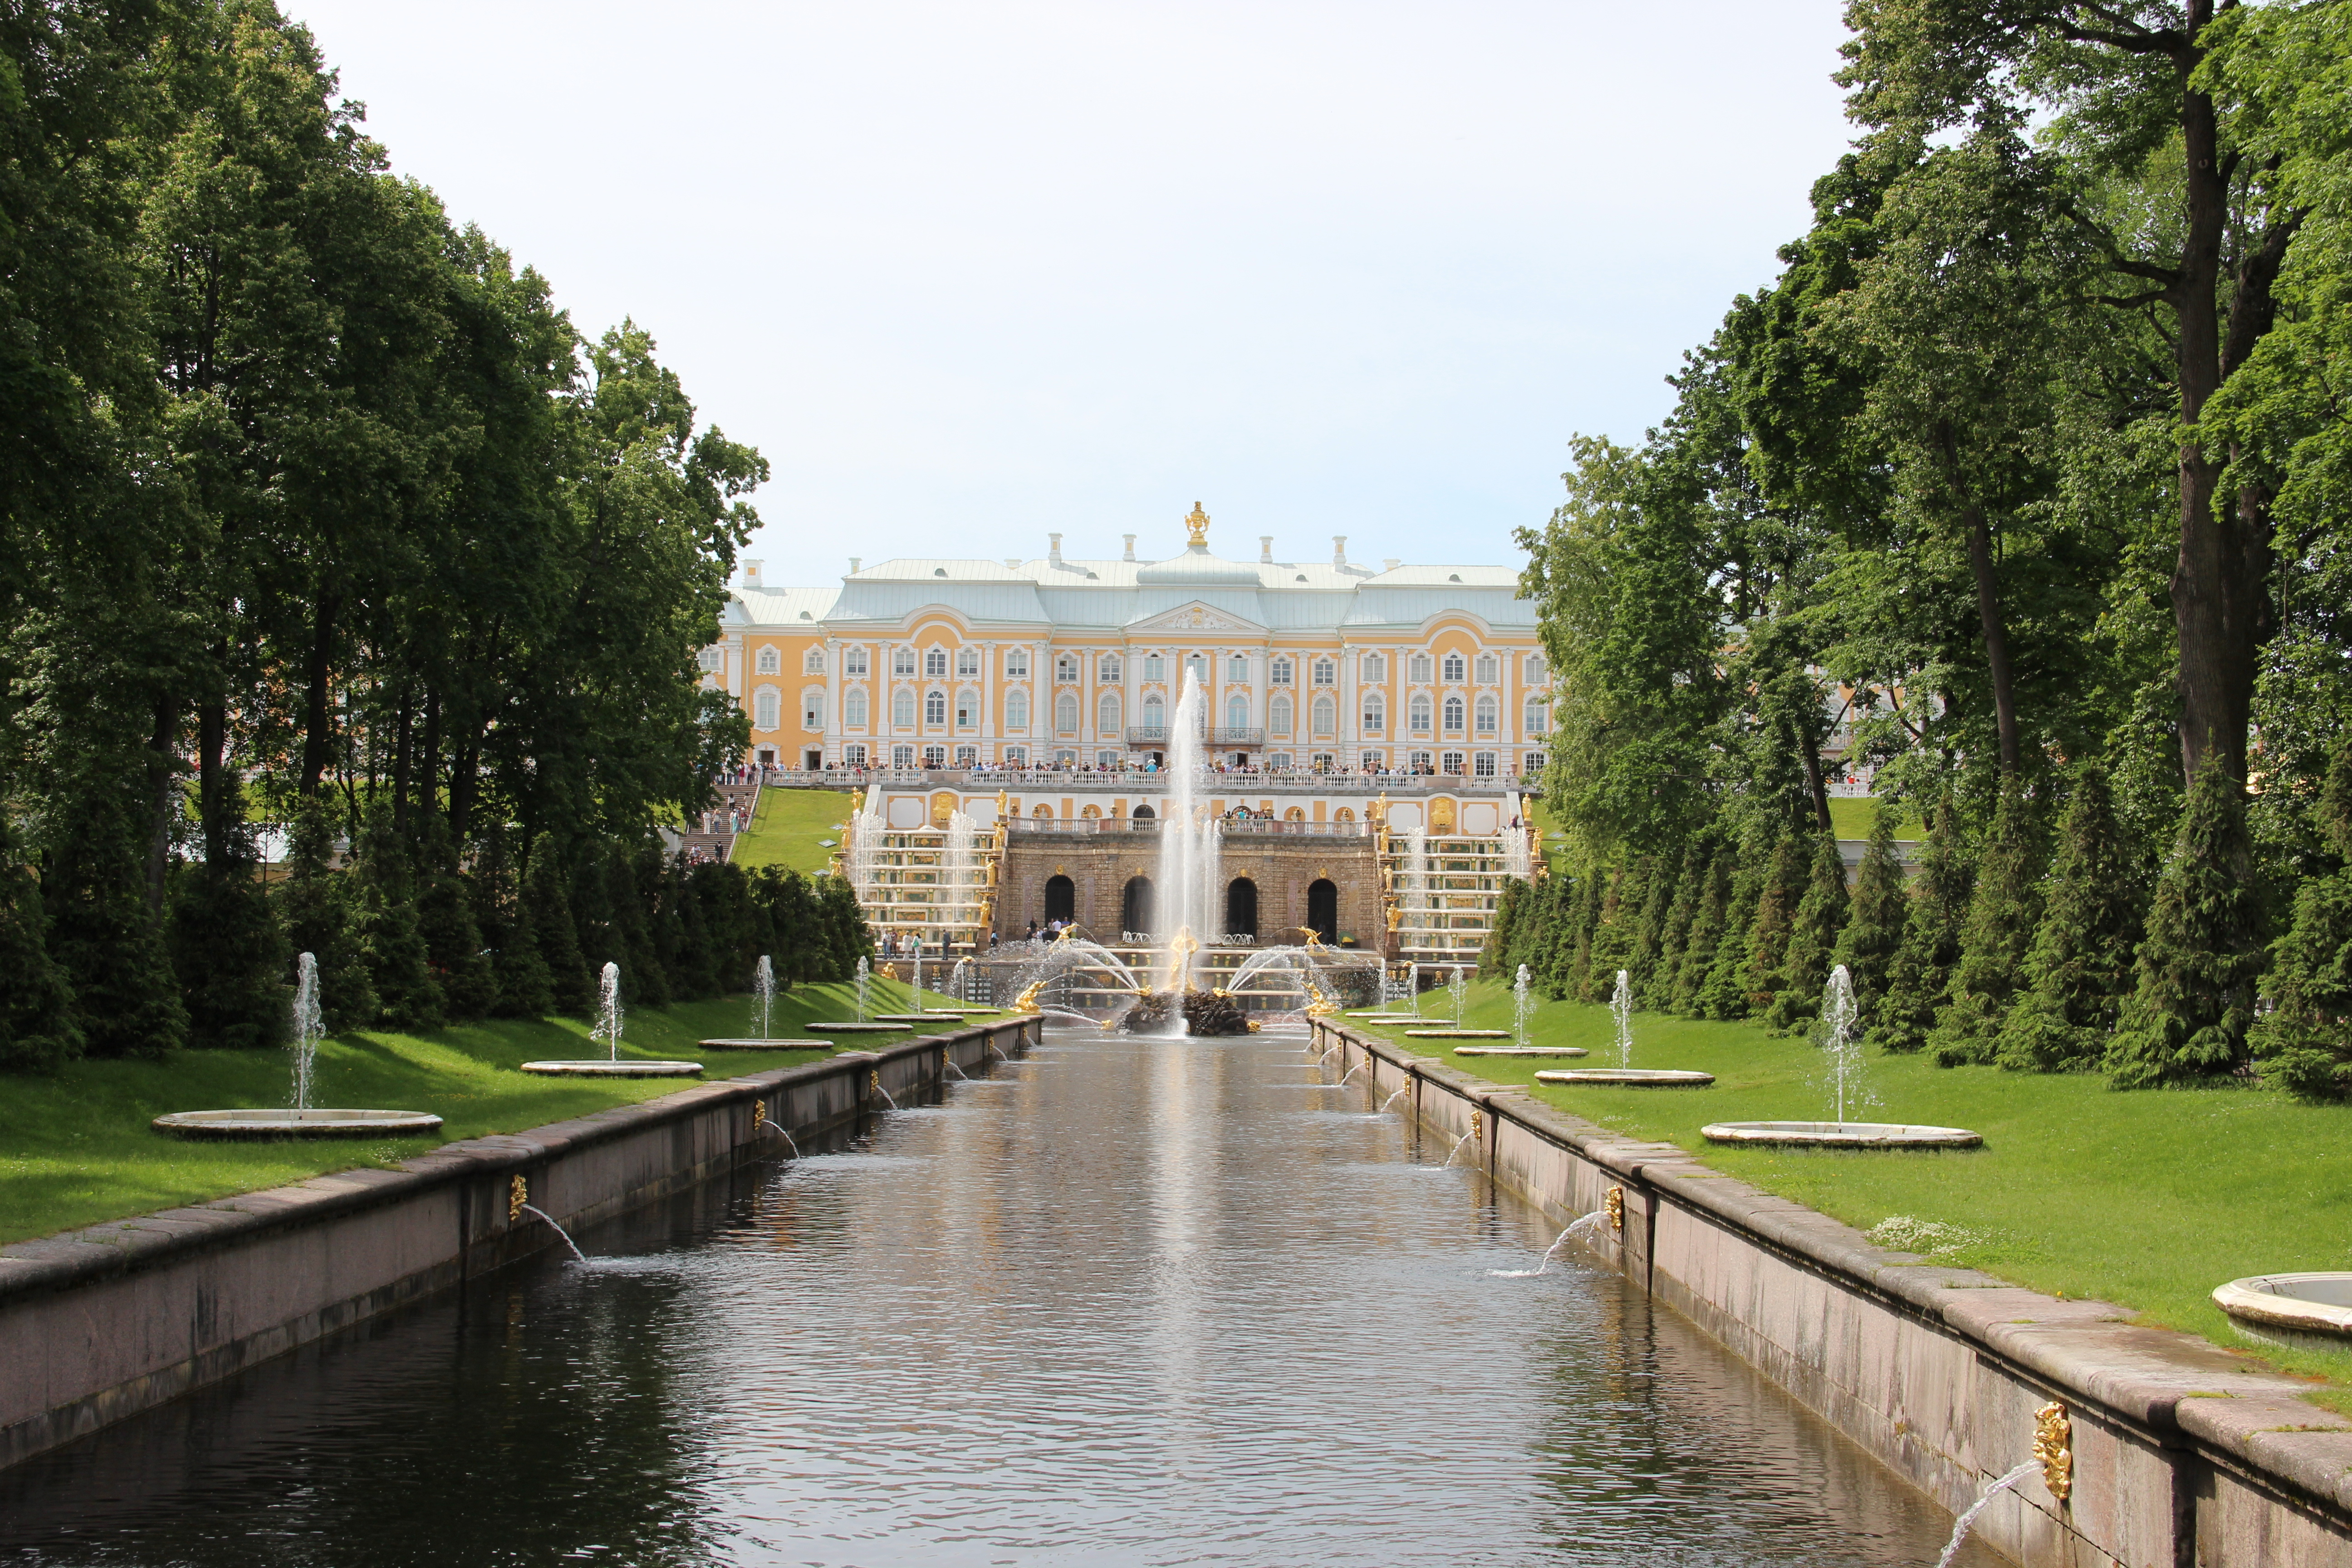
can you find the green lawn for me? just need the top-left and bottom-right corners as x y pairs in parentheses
(1825, 795), (1921, 840)
(0, 974), (969, 1247)
(1364, 982), (2352, 1408)
(731, 786), (862, 874)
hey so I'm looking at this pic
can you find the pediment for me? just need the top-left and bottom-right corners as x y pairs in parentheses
(1125, 600), (1266, 637)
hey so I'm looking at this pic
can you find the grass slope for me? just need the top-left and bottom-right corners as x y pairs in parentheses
(730, 786), (862, 874)
(1824, 796), (1921, 840)
(1364, 982), (2352, 1407)
(0, 975), (969, 1247)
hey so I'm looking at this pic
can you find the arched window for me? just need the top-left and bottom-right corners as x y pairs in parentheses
(1099, 691), (1122, 733)
(1474, 653), (1497, 683)
(1122, 877), (1155, 934)
(805, 647), (828, 675)
(756, 646), (781, 675)
(1055, 693), (1079, 733)
(1306, 879), (1338, 943)
(754, 689), (780, 731)
(1143, 693), (1166, 731)
(1362, 652), (1386, 682)
(1225, 694), (1249, 730)
(1269, 693), (1292, 736)
(1044, 875), (1075, 924)
(1442, 695), (1465, 731)
(1524, 696), (1548, 735)
(1409, 694), (1433, 734)
(1409, 653), (1433, 682)
(956, 647), (980, 677)
(893, 689), (916, 729)
(925, 647), (949, 677)
(1311, 694), (1336, 735)
(1224, 877), (1258, 939)
(1270, 657), (1293, 686)
(1006, 689), (1029, 730)
(1311, 658), (1336, 687)
(844, 689), (868, 728)
(1362, 693), (1385, 733)
(1441, 652), (1466, 682)
(1475, 695), (1498, 735)
(1132, 803), (1156, 818)
(925, 690), (947, 726)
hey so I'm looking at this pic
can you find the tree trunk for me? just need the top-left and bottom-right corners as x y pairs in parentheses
(1936, 420), (2020, 778)
(147, 697), (177, 916)
(299, 592), (338, 796)
(196, 696), (227, 866)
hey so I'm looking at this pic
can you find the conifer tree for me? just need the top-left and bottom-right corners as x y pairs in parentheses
(0, 816), (80, 1071)
(1875, 798), (1973, 1052)
(524, 835), (593, 1018)
(1549, 869), (1601, 1001)
(667, 855), (718, 1000)
(1767, 833), (1850, 1033)
(1671, 843), (1734, 1016)
(1628, 852), (1678, 1002)
(1736, 833), (1809, 1019)
(46, 784), (188, 1059)
(818, 874), (871, 977)
(414, 816), (495, 1022)
(1646, 837), (1708, 1011)
(349, 800), (441, 1031)
(1697, 860), (1764, 1019)
(168, 818), (289, 1049)
(2249, 741), (2352, 1098)
(1588, 859), (1643, 990)
(489, 887), (555, 1020)
(568, 838), (617, 973)
(2106, 760), (2267, 1088)
(1833, 800), (1910, 1023)
(1481, 878), (1524, 975)
(1929, 786), (2044, 1066)
(1996, 764), (2143, 1071)
(610, 844), (669, 1009)
(275, 797), (376, 1032)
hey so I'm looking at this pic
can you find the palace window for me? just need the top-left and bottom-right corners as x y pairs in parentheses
(956, 745), (977, 768)
(1362, 693), (1385, 733)
(1311, 694), (1336, 736)
(1408, 750), (1432, 772)
(925, 691), (947, 726)
(923, 745), (946, 769)
(844, 743), (867, 766)
(1409, 653), (1433, 682)
(1474, 694), (1497, 735)
(1441, 652), (1466, 683)
(1005, 649), (1029, 678)
(893, 647), (916, 677)
(1100, 654), (1122, 683)
(1474, 751), (1497, 778)
(925, 648), (949, 678)
(1268, 752), (1293, 770)
(1311, 658), (1336, 687)
(1270, 657), (1293, 686)
(956, 647), (980, 677)
(1362, 652), (1385, 682)
(1006, 689), (1030, 729)
(1144, 653), (1165, 682)
(1524, 696), (1549, 735)
(893, 689), (916, 728)
(805, 647), (828, 675)
(1311, 753), (1335, 772)
(1143, 693), (1166, 730)
(1443, 695), (1466, 731)
(756, 647), (781, 675)
(1226, 695), (1249, 730)
(892, 744), (915, 768)
(698, 647), (722, 671)
(1004, 745), (1027, 766)
(1474, 653), (1497, 684)
(1360, 750), (1384, 771)
(1441, 751), (1465, 775)
(845, 647), (869, 676)
(803, 692), (823, 729)
(1269, 693), (1292, 736)
(1055, 693), (1079, 733)
(1524, 749), (1547, 773)
(1228, 655), (1248, 682)
(956, 691), (977, 728)
(1056, 654), (1078, 683)
(1409, 694), (1432, 734)
(1099, 692), (1122, 732)
(754, 689), (780, 730)
(1187, 654), (1208, 684)
(844, 689), (868, 728)
(1525, 652), (1549, 683)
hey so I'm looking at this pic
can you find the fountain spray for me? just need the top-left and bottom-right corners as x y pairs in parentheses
(1610, 969), (1633, 1069)
(855, 956), (872, 1023)
(1448, 965), (1467, 1027)
(291, 952), (323, 1112)
(1821, 963), (1862, 1127)
(913, 942), (924, 1011)
(1514, 963), (1533, 1047)
(1152, 667), (1220, 1022)
(752, 955), (775, 1040)
(591, 961), (623, 1062)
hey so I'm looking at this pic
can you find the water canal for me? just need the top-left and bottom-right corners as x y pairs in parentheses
(0, 1029), (1996, 1566)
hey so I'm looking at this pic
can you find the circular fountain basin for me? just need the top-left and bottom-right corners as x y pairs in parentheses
(807, 1021), (915, 1034)
(152, 1108), (444, 1140)
(2213, 1272), (2352, 1352)
(1452, 1045), (1589, 1058)
(1699, 1120), (1979, 1148)
(1536, 1068), (1715, 1088)
(1404, 1029), (1513, 1040)
(518, 1060), (703, 1078)
(698, 1039), (833, 1052)
(1345, 1012), (1423, 1022)
(874, 1012), (969, 1023)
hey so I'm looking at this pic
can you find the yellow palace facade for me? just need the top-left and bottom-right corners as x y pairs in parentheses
(702, 507), (1551, 780)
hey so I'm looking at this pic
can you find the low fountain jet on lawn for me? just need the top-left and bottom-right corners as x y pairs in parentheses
(701, 954), (833, 1053)
(1700, 966), (1980, 1147)
(523, 962), (703, 1077)
(1448, 961), (1588, 1058)
(1534, 970), (1714, 1088)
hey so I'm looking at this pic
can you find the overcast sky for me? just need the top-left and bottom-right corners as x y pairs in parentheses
(286, 0), (1857, 581)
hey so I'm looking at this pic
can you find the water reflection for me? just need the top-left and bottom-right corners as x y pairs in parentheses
(0, 1030), (1994, 1566)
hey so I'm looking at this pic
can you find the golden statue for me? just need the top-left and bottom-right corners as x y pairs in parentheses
(1185, 501), (1210, 546)
(1386, 903), (1403, 932)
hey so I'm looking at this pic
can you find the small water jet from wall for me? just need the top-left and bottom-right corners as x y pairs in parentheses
(1935, 1460), (2040, 1568)
(1488, 1208), (1611, 1278)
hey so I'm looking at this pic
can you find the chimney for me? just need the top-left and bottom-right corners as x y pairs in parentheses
(1383, 558), (1400, 573)
(1004, 557), (1021, 569)
(1259, 535), (1274, 563)
(1049, 532), (1063, 566)
(1122, 534), (1137, 561)
(1332, 535), (1348, 568)
(844, 558), (858, 575)
(743, 559), (764, 587)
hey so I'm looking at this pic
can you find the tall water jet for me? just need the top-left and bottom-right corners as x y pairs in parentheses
(1150, 667), (1223, 1027)
(291, 951), (323, 1112)
(1821, 962), (1862, 1127)
(591, 961), (624, 1062)
(944, 808), (975, 937)
(948, 956), (970, 1006)
(752, 955), (775, 1041)
(1447, 965), (1467, 1027)
(856, 956), (872, 1022)
(1513, 963), (1534, 1048)
(1404, 827), (1430, 951)
(1610, 969), (1633, 1068)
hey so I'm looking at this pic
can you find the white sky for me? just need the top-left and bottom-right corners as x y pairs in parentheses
(286, 0), (1857, 581)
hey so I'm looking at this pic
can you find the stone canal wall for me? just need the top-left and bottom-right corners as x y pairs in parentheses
(0, 1018), (1035, 1473)
(1311, 1019), (2352, 1568)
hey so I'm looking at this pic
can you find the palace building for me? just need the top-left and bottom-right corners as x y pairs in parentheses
(704, 506), (1551, 779)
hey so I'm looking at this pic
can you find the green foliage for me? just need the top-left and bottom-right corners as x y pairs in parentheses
(1737, 833), (1811, 1019)
(1696, 862), (1764, 1020)
(524, 835), (592, 1019)
(414, 820), (495, 1024)
(1834, 802), (1910, 1020)
(0, 817), (78, 1072)
(1929, 787), (2044, 1066)
(1645, 837), (1709, 1011)
(348, 803), (440, 1032)
(1998, 765), (2144, 1071)
(1875, 800), (1972, 1052)
(1767, 833), (1851, 1033)
(274, 798), (375, 1033)
(167, 821), (287, 1051)
(2107, 763), (2268, 1088)
(1669, 843), (1734, 1017)
(2252, 740), (2352, 1100)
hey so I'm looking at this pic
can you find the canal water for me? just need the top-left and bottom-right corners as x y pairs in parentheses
(0, 1029), (1994, 1566)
